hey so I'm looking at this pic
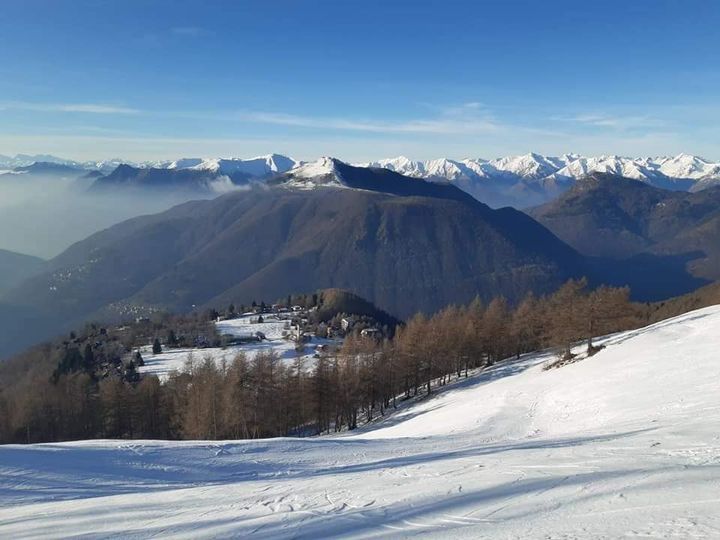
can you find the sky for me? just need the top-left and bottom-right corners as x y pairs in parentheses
(0, 0), (719, 162)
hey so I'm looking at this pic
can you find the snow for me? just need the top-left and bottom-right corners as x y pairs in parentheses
(290, 156), (338, 178)
(280, 157), (350, 190)
(3, 306), (720, 538)
(657, 153), (720, 179)
(0, 154), (144, 172)
(365, 153), (720, 194)
(424, 158), (476, 181)
(548, 155), (655, 182)
(361, 156), (485, 182)
(362, 156), (429, 177)
(4, 152), (719, 200)
(190, 154), (298, 176)
(167, 157), (204, 169)
(137, 313), (336, 379)
(486, 152), (562, 179)
(0, 154), (82, 169)
(162, 154), (300, 177)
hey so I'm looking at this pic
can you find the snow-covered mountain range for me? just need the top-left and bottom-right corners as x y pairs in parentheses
(163, 153), (299, 177)
(362, 152), (720, 184)
(3, 152), (719, 207)
(361, 153), (720, 206)
(0, 153), (300, 176)
(0, 154), (129, 174)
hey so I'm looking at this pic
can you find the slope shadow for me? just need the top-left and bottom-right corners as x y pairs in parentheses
(44, 462), (687, 540)
(0, 442), (275, 505)
(316, 429), (656, 478)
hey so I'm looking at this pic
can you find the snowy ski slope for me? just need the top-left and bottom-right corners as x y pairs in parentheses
(2, 306), (720, 538)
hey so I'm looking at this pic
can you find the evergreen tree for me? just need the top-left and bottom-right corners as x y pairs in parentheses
(53, 347), (84, 380)
(125, 360), (139, 382)
(166, 330), (178, 348)
(82, 343), (95, 371)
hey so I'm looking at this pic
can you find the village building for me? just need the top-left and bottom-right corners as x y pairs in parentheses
(360, 328), (381, 338)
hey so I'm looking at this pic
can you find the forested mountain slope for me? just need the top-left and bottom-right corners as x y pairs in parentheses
(0, 165), (708, 358)
(528, 173), (720, 280)
(0, 172), (582, 356)
(0, 249), (43, 296)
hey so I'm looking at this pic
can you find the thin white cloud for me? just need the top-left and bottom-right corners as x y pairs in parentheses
(558, 113), (661, 130)
(0, 101), (139, 115)
(235, 109), (501, 135)
(0, 100), (553, 137)
(3, 100), (717, 161)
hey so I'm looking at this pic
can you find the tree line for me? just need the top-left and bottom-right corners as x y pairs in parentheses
(0, 278), (656, 444)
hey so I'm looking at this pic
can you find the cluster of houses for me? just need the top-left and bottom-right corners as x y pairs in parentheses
(340, 316), (382, 338)
(215, 302), (384, 358)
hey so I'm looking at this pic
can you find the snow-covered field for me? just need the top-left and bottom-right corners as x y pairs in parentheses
(139, 314), (336, 379)
(2, 306), (720, 538)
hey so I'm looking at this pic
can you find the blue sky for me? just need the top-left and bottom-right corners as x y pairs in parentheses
(1, 0), (719, 161)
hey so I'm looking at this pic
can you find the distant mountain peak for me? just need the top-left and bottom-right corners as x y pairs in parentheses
(280, 157), (348, 189)
(296, 156), (339, 172)
(173, 154), (300, 176)
(167, 158), (203, 169)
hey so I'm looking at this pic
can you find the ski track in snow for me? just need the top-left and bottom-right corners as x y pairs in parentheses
(2, 306), (720, 538)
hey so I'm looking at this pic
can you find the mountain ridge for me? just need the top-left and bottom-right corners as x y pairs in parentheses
(4, 152), (719, 207)
(527, 173), (720, 281)
(362, 153), (720, 207)
(0, 249), (44, 296)
(0, 167), (586, 357)
(0, 164), (707, 359)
